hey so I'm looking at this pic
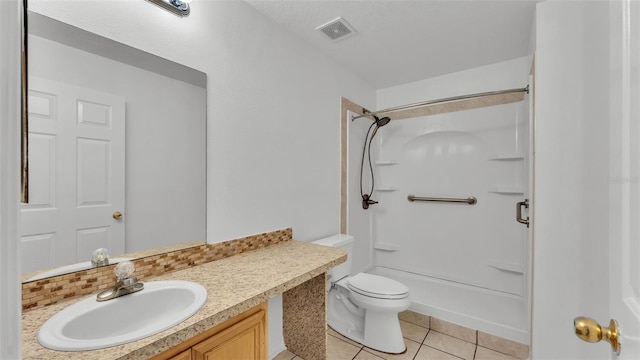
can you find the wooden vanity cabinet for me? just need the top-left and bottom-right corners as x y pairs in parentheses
(167, 349), (191, 360)
(151, 303), (267, 360)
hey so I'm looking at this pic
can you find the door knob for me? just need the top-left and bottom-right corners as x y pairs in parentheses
(574, 316), (621, 355)
(112, 211), (123, 220)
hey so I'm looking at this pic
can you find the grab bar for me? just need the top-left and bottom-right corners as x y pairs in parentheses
(516, 199), (530, 228)
(407, 195), (477, 205)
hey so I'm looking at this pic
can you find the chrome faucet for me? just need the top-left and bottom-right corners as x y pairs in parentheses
(96, 261), (144, 302)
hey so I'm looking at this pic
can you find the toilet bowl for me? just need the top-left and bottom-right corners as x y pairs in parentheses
(312, 235), (411, 354)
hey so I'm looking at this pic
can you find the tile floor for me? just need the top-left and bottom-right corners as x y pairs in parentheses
(274, 320), (525, 360)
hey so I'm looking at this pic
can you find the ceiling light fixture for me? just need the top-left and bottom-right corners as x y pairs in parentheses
(146, 0), (192, 17)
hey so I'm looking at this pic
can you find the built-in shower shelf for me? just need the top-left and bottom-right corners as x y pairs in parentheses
(488, 153), (524, 161)
(488, 187), (524, 194)
(374, 243), (400, 252)
(375, 186), (399, 192)
(375, 160), (398, 166)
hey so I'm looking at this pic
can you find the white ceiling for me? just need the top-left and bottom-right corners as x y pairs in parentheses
(244, 0), (541, 89)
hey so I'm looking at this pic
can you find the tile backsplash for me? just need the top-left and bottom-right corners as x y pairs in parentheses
(22, 228), (292, 312)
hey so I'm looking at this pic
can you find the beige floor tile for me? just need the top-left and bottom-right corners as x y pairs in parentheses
(424, 331), (476, 360)
(430, 317), (477, 343)
(400, 320), (429, 343)
(292, 357), (305, 360)
(273, 349), (297, 360)
(328, 333), (362, 360)
(353, 349), (386, 360)
(415, 345), (465, 360)
(364, 338), (422, 360)
(399, 310), (430, 328)
(474, 346), (522, 360)
(477, 332), (529, 359)
(328, 326), (364, 348)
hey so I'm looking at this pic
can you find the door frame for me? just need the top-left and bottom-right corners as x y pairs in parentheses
(608, 0), (640, 357)
(0, 0), (24, 358)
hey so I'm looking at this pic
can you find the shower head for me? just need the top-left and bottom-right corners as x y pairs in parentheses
(374, 116), (391, 127)
(370, 116), (390, 140)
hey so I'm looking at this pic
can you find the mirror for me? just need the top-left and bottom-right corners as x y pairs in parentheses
(21, 11), (206, 282)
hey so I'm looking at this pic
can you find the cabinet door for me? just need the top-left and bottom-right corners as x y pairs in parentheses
(192, 310), (266, 360)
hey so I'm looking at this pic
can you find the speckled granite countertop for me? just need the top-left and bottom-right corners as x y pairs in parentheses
(22, 240), (346, 360)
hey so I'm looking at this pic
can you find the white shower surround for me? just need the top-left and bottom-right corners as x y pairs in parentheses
(348, 57), (532, 344)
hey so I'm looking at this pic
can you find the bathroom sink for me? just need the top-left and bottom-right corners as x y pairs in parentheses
(37, 280), (208, 351)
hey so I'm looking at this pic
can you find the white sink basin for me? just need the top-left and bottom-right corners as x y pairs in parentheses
(38, 280), (208, 351)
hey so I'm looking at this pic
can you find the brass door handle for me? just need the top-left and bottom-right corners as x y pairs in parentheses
(112, 211), (123, 220)
(574, 316), (621, 355)
(516, 199), (529, 228)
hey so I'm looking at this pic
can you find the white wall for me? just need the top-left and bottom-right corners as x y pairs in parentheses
(198, 1), (376, 243)
(377, 57), (530, 110)
(28, 35), (207, 257)
(532, 1), (610, 358)
(0, 0), (23, 358)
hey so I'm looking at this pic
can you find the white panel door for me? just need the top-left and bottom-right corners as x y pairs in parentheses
(21, 77), (125, 273)
(608, 0), (640, 358)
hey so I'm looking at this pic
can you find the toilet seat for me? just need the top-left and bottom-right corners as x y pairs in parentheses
(347, 273), (409, 300)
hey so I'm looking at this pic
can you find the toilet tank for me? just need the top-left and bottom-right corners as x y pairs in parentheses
(312, 234), (354, 281)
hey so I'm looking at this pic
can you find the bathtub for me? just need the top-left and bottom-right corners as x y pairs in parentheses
(367, 266), (530, 345)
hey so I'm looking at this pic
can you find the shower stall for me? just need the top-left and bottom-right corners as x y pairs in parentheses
(344, 58), (532, 345)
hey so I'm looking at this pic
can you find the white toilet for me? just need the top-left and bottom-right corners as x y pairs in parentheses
(313, 234), (411, 354)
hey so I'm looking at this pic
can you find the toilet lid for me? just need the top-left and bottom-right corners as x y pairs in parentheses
(347, 273), (409, 299)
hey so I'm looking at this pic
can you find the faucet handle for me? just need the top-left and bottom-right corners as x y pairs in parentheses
(114, 261), (135, 280)
(91, 248), (110, 266)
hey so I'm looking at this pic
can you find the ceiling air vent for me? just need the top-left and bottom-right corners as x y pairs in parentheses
(316, 17), (357, 41)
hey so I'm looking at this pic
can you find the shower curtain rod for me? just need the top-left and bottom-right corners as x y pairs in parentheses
(351, 85), (529, 121)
